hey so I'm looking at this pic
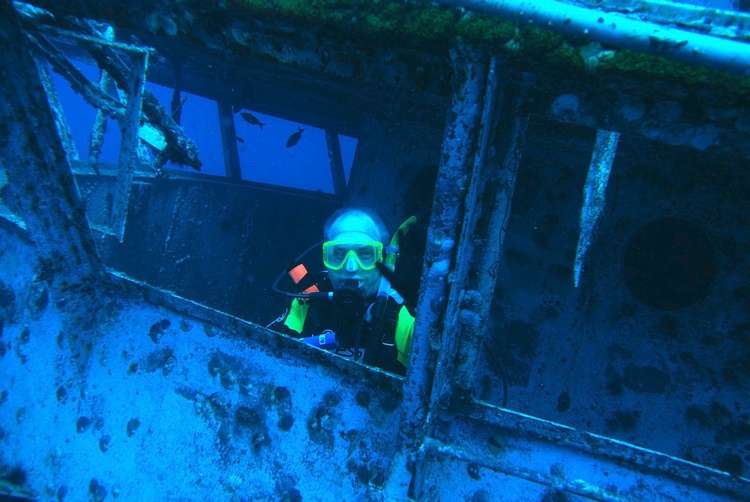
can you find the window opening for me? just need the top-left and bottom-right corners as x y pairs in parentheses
(480, 116), (750, 477)
(33, 41), (149, 241)
(51, 60), (122, 167)
(25, 22), (201, 173)
(23, 23), (212, 243)
(235, 110), (351, 194)
(146, 82), (225, 177)
(33, 26), (358, 196)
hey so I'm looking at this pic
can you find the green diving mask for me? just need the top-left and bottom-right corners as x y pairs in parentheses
(322, 239), (384, 271)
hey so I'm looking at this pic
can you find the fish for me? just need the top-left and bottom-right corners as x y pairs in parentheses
(240, 112), (266, 130)
(236, 136), (245, 143)
(286, 126), (304, 148)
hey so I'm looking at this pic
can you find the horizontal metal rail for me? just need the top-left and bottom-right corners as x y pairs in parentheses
(434, 0), (750, 75)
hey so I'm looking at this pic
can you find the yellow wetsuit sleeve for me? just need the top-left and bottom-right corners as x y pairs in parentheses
(283, 299), (309, 334)
(395, 305), (415, 367)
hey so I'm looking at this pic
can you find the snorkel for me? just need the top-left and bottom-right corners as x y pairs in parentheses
(368, 215), (417, 324)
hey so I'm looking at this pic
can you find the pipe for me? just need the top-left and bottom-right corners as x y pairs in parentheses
(434, 0), (750, 76)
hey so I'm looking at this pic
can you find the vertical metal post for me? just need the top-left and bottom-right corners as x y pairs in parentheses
(89, 25), (116, 173)
(385, 45), (491, 499)
(218, 101), (242, 180)
(110, 49), (148, 241)
(326, 130), (347, 197)
(113, 84), (152, 168)
(423, 54), (499, 413)
(35, 59), (79, 162)
(170, 59), (184, 125)
(454, 88), (529, 395)
(88, 70), (112, 173)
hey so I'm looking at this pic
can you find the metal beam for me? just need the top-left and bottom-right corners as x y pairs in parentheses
(385, 45), (493, 499)
(35, 58), (79, 161)
(218, 101), (242, 180)
(453, 84), (529, 396)
(89, 70), (113, 173)
(426, 52), (500, 411)
(435, 0), (750, 76)
(325, 130), (347, 197)
(25, 30), (126, 120)
(109, 49), (148, 241)
(34, 18), (202, 171)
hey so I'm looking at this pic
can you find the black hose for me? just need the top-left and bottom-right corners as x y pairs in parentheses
(271, 240), (327, 299)
(483, 342), (509, 408)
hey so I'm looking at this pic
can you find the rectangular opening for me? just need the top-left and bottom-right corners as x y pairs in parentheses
(478, 115), (750, 477)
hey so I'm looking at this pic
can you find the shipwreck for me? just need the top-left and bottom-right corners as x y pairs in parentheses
(1, 0), (750, 500)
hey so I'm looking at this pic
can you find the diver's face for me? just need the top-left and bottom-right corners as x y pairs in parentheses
(326, 216), (383, 298)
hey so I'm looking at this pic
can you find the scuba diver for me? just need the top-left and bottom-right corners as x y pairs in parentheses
(269, 208), (415, 376)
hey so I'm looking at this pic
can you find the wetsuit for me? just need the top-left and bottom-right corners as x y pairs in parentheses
(273, 289), (414, 376)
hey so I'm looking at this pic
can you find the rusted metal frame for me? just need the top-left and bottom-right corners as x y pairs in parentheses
(412, 50), (498, 502)
(19, 7), (152, 57)
(218, 101), (242, 180)
(89, 70), (113, 172)
(88, 26), (117, 173)
(103, 25), (150, 170)
(24, 30), (126, 120)
(425, 53), (500, 411)
(453, 83), (529, 395)
(402, 45), (490, 445)
(25, 30), (159, 173)
(68, 19), (201, 172)
(0, 0), (100, 285)
(34, 57), (79, 161)
(386, 45), (493, 499)
(420, 437), (627, 502)
(21, 11), (202, 172)
(325, 130), (347, 197)
(109, 49), (148, 241)
(111, 78), (153, 168)
(464, 399), (750, 500)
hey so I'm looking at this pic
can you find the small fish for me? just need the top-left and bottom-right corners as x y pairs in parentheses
(286, 126), (304, 148)
(240, 112), (265, 130)
(236, 136), (245, 143)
